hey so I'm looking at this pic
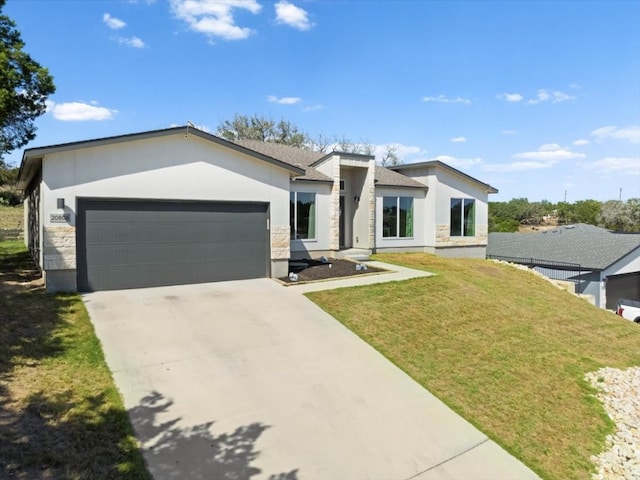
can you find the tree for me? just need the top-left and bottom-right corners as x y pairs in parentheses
(1, 0), (55, 160)
(599, 199), (640, 232)
(217, 114), (309, 148)
(380, 144), (401, 167)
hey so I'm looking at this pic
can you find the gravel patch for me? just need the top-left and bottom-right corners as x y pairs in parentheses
(585, 366), (640, 480)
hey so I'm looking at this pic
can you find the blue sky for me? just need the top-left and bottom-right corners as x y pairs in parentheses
(5, 0), (640, 202)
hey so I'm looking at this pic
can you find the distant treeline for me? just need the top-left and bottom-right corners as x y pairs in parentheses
(489, 198), (640, 233)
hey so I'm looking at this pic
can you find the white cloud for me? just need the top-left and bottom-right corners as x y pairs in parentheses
(483, 161), (554, 172)
(527, 89), (576, 104)
(48, 101), (117, 121)
(170, 0), (262, 41)
(433, 155), (482, 168)
(573, 139), (590, 146)
(581, 157), (640, 175)
(450, 136), (467, 143)
(590, 125), (640, 144)
(103, 13), (126, 29)
(422, 94), (471, 105)
(117, 36), (145, 48)
(267, 95), (302, 105)
(501, 129), (518, 135)
(513, 143), (586, 161)
(496, 93), (523, 102)
(484, 143), (587, 172)
(275, 1), (314, 30)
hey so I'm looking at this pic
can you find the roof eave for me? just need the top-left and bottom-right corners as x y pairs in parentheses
(391, 160), (498, 193)
(374, 182), (427, 189)
(291, 177), (334, 184)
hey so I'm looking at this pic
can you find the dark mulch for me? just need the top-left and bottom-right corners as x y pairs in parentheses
(279, 258), (387, 284)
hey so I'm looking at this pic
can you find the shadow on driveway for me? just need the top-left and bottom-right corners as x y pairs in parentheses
(130, 390), (299, 480)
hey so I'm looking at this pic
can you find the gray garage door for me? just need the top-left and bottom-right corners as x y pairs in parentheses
(606, 271), (640, 309)
(77, 199), (269, 292)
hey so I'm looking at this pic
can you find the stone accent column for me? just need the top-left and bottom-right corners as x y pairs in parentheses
(270, 225), (291, 259)
(436, 223), (489, 246)
(329, 157), (340, 251)
(43, 226), (76, 270)
(435, 224), (450, 245)
(367, 159), (376, 249)
(476, 224), (488, 245)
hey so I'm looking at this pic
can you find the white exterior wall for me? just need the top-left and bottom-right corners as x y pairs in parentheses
(39, 133), (294, 289)
(600, 247), (640, 308)
(399, 168), (490, 249)
(290, 181), (332, 256)
(604, 248), (640, 277)
(375, 187), (427, 250)
(432, 170), (489, 248)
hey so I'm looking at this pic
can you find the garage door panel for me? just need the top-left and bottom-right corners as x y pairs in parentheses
(606, 272), (640, 309)
(78, 199), (269, 291)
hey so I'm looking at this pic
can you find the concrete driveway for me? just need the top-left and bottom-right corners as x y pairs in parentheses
(84, 276), (539, 480)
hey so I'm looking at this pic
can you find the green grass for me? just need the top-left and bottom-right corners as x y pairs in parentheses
(0, 241), (149, 479)
(307, 253), (640, 480)
(0, 204), (23, 229)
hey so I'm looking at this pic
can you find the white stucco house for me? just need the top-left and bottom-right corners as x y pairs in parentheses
(16, 126), (497, 292)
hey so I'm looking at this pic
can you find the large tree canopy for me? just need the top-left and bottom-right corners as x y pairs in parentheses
(0, 0), (55, 160)
(216, 113), (396, 160)
(489, 197), (640, 232)
(217, 113), (309, 149)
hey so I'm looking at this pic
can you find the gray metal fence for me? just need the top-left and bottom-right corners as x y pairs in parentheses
(487, 255), (583, 283)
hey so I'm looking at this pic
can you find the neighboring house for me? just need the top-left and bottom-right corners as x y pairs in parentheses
(16, 126), (497, 292)
(488, 224), (640, 310)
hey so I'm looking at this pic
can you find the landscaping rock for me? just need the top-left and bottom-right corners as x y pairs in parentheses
(585, 366), (640, 480)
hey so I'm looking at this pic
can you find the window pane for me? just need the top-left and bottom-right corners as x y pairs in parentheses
(290, 192), (296, 239)
(464, 199), (475, 236)
(296, 192), (316, 239)
(450, 198), (462, 236)
(383, 197), (397, 237)
(399, 197), (413, 237)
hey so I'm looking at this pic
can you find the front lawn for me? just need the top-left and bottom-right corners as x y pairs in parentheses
(306, 253), (640, 480)
(0, 241), (149, 479)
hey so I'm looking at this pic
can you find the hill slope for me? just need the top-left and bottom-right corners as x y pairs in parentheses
(307, 253), (640, 480)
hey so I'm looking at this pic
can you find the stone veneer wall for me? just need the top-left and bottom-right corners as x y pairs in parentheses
(43, 226), (76, 270)
(435, 224), (488, 246)
(367, 159), (376, 249)
(270, 225), (291, 259)
(329, 158), (341, 251)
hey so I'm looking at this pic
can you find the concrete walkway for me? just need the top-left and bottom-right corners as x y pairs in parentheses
(84, 266), (539, 480)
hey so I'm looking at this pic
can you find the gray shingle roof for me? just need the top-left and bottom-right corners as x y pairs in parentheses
(234, 140), (427, 188)
(487, 223), (640, 270)
(232, 139), (332, 182)
(374, 166), (426, 189)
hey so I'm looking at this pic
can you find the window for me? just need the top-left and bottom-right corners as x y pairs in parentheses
(450, 198), (475, 236)
(382, 196), (413, 238)
(290, 192), (316, 239)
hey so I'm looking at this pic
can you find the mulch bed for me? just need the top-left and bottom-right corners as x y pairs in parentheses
(279, 258), (386, 284)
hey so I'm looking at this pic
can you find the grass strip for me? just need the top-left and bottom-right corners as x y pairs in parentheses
(0, 240), (149, 479)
